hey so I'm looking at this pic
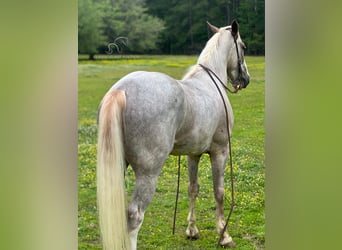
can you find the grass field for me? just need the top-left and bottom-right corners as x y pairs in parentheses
(78, 55), (265, 249)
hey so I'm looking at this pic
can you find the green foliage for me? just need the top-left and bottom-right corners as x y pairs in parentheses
(101, 0), (165, 53)
(78, 0), (165, 55)
(146, 0), (265, 54)
(78, 0), (264, 55)
(78, 55), (265, 249)
(78, 0), (106, 54)
(237, 0), (265, 55)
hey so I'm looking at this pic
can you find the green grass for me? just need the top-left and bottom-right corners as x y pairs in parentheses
(78, 55), (265, 249)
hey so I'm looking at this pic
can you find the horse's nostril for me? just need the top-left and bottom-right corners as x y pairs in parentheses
(245, 75), (250, 86)
(242, 76), (250, 88)
(246, 75), (250, 84)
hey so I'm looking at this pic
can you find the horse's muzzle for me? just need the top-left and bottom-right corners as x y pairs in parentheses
(242, 75), (250, 88)
(232, 75), (249, 90)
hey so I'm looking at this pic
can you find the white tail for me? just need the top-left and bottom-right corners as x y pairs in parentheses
(97, 90), (130, 250)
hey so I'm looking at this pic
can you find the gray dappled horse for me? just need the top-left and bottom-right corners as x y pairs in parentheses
(97, 20), (250, 249)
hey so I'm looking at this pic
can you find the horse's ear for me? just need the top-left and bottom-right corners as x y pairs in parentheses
(231, 20), (239, 38)
(207, 21), (219, 33)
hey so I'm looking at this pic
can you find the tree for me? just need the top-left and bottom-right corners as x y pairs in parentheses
(78, 0), (264, 55)
(78, 0), (106, 58)
(145, 0), (265, 55)
(78, 0), (164, 55)
(236, 0), (265, 55)
(99, 0), (165, 54)
(146, 0), (209, 54)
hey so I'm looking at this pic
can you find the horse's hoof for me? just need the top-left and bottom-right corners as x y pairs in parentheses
(220, 240), (236, 248)
(186, 226), (200, 240)
(186, 233), (200, 240)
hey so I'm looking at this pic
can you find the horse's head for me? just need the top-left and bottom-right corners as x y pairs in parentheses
(208, 20), (250, 91)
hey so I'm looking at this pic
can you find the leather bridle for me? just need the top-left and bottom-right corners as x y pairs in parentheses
(232, 33), (245, 89)
(200, 31), (245, 93)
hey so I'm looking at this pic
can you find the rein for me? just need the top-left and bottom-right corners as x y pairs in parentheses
(199, 63), (236, 247)
(172, 156), (181, 235)
(172, 33), (241, 246)
(198, 34), (244, 93)
(199, 64), (238, 94)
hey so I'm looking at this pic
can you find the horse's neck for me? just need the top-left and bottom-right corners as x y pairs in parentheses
(197, 33), (230, 83)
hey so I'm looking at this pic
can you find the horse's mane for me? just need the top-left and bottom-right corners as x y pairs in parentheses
(182, 29), (225, 80)
(182, 33), (220, 80)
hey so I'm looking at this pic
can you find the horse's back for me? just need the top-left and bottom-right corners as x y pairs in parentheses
(111, 71), (185, 168)
(113, 71), (184, 117)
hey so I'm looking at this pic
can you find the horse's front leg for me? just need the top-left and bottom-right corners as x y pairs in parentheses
(186, 155), (200, 239)
(210, 149), (236, 248)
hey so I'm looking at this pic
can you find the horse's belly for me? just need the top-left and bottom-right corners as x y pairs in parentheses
(170, 137), (211, 156)
(171, 146), (207, 156)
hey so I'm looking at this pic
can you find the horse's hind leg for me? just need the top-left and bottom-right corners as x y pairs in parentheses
(210, 149), (236, 248)
(186, 155), (200, 239)
(127, 173), (159, 250)
(127, 151), (168, 250)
